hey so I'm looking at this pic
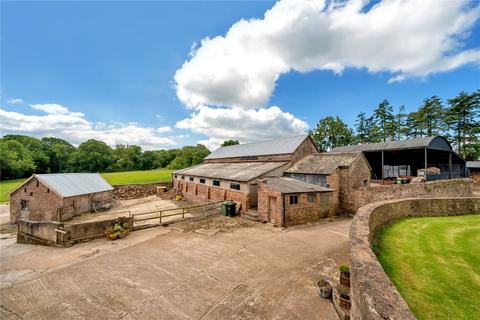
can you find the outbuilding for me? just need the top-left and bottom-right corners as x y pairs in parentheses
(10, 173), (114, 223)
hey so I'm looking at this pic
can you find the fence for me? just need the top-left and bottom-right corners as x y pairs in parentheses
(132, 201), (223, 230)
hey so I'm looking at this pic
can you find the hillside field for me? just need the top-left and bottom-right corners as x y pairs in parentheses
(0, 169), (172, 203)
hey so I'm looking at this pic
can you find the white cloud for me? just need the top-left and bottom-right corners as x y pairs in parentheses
(29, 103), (71, 114)
(175, 106), (308, 150)
(175, 0), (480, 109)
(157, 126), (172, 133)
(0, 104), (176, 150)
(7, 98), (23, 105)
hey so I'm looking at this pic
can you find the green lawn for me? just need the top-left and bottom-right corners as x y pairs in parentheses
(375, 215), (480, 320)
(0, 169), (172, 203)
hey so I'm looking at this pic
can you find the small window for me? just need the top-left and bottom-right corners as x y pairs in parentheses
(174, 175), (178, 178)
(308, 194), (316, 203)
(20, 199), (28, 210)
(200, 178), (206, 184)
(30, 192), (33, 196)
(230, 183), (240, 190)
(213, 180), (220, 186)
(24, 188), (27, 193)
(189, 177), (194, 182)
(36, 181), (39, 187)
(181, 175), (185, 180)
(289, 195), (298, 205)
(47, 189), (50, 194)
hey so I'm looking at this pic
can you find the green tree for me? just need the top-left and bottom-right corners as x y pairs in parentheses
(113, 144), (143, 171)
(139, 151), (158, 170)
(221, 139), (240, 147)
(68, 139), (114, 172)
(373, 99), (395, 142)
(445, 90), (480, 159)
(355, 112), (369, 144)
(155, 149), (180, 168)
(167, 144), (210, 170)
(310, 116), (354, 151)
(0, 140), (36, 179)
(41, 137), (75, 172)
(394, 105), (407, 140)
(2, 135), (50, 173)
(417, 96), (445, 136)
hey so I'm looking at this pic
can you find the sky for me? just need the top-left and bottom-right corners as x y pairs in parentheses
(1, 0), (480, 151)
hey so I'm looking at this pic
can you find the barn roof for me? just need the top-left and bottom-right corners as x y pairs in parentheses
(205, 134), (310, 160)
(286, 152), (365, 175)
(467, 161), (480, 169)
(34, 173), (113, 198)
(262, 177), (333, 194)
(331, 136), (453, 153)
(173, 162), (287, 182)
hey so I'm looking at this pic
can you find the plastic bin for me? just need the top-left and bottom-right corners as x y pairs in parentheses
(221, 202), (228, 216)
(226, 201), (236, 217)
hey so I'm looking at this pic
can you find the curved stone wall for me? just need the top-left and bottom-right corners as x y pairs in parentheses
(349, 197), (480, 320)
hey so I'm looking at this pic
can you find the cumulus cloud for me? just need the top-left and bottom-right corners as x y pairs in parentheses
(175, 106), (308, 149)
(175, 0), (480, 109)
(157, 125), (172, 133)
(7, 98), (23, 105)
(0, 104), (176, 150)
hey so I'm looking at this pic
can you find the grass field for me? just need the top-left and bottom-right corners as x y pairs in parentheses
(0, 169), (172, 203)
(375, 215), (480, 320)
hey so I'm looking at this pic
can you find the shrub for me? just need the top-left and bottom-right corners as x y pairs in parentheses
(339, 264), (350, 275)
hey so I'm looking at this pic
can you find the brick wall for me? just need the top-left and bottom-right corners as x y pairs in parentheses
(258, 180), (283, 225)
(10, 177), (63, 222)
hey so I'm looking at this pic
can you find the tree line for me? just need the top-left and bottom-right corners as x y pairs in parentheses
(0, 135), (210, 180)
(310, 90), (480, 160)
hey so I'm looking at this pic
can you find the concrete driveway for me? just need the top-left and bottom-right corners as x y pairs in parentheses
(0, 217), (350, 320)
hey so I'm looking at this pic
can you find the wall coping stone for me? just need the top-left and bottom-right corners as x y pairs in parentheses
(349, 197), (480, 320)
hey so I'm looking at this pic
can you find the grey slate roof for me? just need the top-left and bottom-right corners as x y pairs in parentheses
(331, 136), (451, 153)
(467, 161), (480, 169)
(205, 134), (309, 160)
(285, 152), (363, 175)
(35, 173), (113, 198)
(173, 162), (288, 182)
(263, 177), (333, 194)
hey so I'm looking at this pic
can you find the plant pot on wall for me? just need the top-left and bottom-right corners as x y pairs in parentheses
(337, 285), (351, 310)
(339, 264), (350, 287)
(317, 279), (332, 299)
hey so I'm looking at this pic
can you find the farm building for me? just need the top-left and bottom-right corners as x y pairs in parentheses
(467, 161), (480, 178)
(173, 134), (318, 213)
(285, 152), (371, 213)
(258, 177), (333, 226)
(332, 136), (466, 182)
(10, 173), (114, 223)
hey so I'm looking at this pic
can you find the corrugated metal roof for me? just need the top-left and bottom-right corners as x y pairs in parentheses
(263, 177), (333, 193)
(205, 134), (309, 160)
(173, 162), (288, 182)
(467, 161), (480, 169)
(286, 152), (362, 175)
(35, 173), (113, 198)
(331, 136), (450, 153)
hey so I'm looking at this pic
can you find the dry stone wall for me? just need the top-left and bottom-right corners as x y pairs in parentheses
(349, 197), (480, 320)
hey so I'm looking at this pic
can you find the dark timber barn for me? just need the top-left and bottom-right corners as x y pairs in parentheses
(332, 136), (466, 182)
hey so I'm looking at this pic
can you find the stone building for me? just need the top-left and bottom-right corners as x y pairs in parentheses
(173, 134), (318, 213)
(10, 173), (114, 223)
(257, 177), (333, 227)
(285, 152), (371, 213)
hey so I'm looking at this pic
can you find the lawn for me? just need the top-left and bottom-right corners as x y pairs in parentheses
(0, 169), (172, 203)
(375, 215), (480, 320)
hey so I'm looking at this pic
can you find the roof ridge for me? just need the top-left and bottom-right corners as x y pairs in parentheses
(217, 134), (308, 149)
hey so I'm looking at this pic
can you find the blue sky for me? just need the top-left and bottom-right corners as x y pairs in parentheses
(1, 0), (479, 150)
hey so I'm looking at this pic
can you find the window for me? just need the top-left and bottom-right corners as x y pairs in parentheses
(36, 181), (39, 187)
(200, 178), (206, 184)
(289, 195), (299, 205)
(308, 194), (316, 203)
(30, 192), (33, 196)
(189, 177), (194, 182)
(47, 189), (50, 194)
(24, 188), (27, 193)
(174, 175), (178, 178)
(230, 183), (240, 190)
(181, 175), (185, 180)
(20, 199), (28, 210)
(213, 180), (220, 186)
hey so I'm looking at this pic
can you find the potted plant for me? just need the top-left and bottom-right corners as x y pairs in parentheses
(105, 221), (130, 240)
(317, 279), (332, 299)
(339, 264), (350, 287)
(337, 285), (351, 310)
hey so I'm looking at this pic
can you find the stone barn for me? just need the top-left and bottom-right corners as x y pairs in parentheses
(10, 173), (114, 223)
(258, 177), (333, 227)
(285, 152), (371, 213)
(173, 134), (318, 214)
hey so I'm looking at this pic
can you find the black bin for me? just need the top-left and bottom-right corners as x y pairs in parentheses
(226, 201), (236, 217)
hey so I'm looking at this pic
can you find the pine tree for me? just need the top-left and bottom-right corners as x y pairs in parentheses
(355, 112), (369, 144)
(373, 99), (396, 142)
(417, 96), (445, 136)
(394, 105), (407, 140)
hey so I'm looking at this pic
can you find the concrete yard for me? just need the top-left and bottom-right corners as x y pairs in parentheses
(0, 217), (351, 320)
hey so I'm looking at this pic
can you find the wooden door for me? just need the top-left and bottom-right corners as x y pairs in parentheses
(268, 196), (276, 224)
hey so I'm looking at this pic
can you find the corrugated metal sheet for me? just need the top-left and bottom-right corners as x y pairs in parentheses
(264, 177), (333, 193)
(173, 162), (288, 182)
(286, 152), (361, 174)
(331, 136), (451, 153)
(467, 161), (480, 169)
(35, 173), (113, 198)
(205, 134), (309, 160)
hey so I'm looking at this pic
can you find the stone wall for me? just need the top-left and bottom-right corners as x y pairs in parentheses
(349, 197), (480, 320)
(10, 177), (63, 222)
(347, 178), (473, 214)
(284, 192), (333, 225)
(339, 156), (371, 213)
